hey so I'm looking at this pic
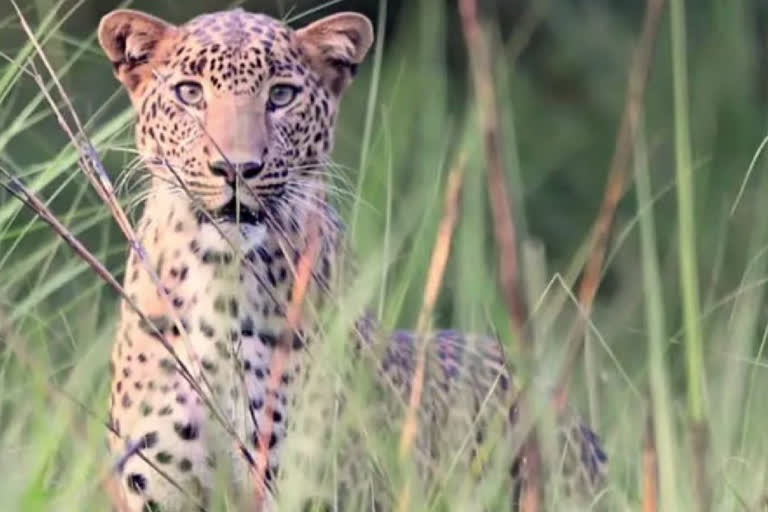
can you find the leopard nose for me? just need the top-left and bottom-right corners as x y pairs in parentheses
(209, 161), (236, 184)
(240, 161), (265, 179)
(208, 161), (265, 183)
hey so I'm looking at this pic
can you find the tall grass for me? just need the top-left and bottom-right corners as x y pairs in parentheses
(2, 0), (768, 510)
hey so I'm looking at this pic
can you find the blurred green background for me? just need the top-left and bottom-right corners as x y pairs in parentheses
(3, 0), (768, 510)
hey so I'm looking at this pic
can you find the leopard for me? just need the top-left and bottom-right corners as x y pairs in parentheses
(97, 7), (606, 511)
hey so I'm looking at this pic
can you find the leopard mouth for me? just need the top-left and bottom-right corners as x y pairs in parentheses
(206, 199), (265, 226)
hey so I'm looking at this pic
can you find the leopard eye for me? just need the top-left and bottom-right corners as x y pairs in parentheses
(174, 81), (204, 106)
(267, 84), (300, 110)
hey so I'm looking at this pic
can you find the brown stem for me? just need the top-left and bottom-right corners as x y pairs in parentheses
(556, 0), (666, 404)
(577, 0), (667, 314)
(457, 0), (528, 354)
(643, 413), (658, 512)
(457, 0), (539, 509)
(396, 160), (465, 512)
(252, 212), (323, 508)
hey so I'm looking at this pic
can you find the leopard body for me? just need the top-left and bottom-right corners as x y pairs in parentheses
(97, 7), (605, 511)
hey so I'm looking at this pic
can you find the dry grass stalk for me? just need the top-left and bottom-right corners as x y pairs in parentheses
(7, 13), (276, 452)
(9, 8), (279, 500)
(0, 169), (212, 510)
(399, 158), (465, 455)
(576, 0), (666, 323)
(11, 1), (197, 348)
(457, 2), (527, 342)
(0, 164), (234, 429)
(252, 212), (323, 508)
(457, 0), (541, 509)
(395, 160), (464, 512)
(6, 4), (240, 428)
(0, 169), (175, 360)
(643, 413), (658, 512)
(6, 8), (266, 504)
(556, 0), (666, 405)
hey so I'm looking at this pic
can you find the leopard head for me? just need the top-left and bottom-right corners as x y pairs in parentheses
(98, 8), (372, 224)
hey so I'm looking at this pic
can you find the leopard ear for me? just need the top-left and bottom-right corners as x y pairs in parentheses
(98, 9), (178, 94)
(295, 12), (373, 96)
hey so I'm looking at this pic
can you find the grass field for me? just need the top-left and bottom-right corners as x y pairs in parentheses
(2, 0), (768, 510)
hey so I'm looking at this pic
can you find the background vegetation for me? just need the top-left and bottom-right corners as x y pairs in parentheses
(2, 0), (768, 510)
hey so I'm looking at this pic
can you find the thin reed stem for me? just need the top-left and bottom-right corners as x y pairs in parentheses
(632, 113), (681, 511)
(669, 0), (709, 509)
(557, 0), (666, 408)
(457, 0), (539, 508)
(396, 161), (464, 512)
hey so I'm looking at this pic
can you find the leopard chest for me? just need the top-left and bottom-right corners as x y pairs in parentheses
(158, 226), (304, 408)
(110, 212), (317, 501)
